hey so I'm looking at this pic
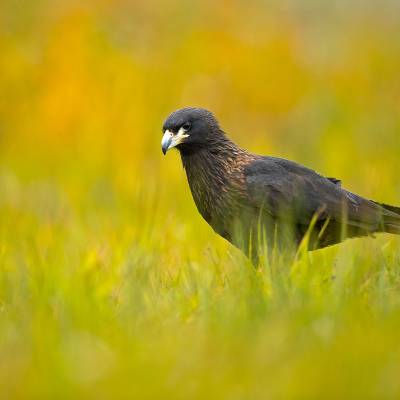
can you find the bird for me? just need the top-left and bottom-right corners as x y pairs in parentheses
(161, 107), (400, 264)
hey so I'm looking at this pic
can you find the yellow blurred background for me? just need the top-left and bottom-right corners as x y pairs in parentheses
(1, 0), (399, 194)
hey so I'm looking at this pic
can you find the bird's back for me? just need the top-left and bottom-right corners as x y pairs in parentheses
(244, 156), (400, 250)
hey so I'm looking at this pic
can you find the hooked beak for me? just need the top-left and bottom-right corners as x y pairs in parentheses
(161, 128), (189, 155)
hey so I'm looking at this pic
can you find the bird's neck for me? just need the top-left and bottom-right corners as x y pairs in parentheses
(179, 136), (251, 228)
(180, 136), (244, 181)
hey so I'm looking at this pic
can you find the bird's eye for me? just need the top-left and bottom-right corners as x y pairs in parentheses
(182, 122), (191, 131)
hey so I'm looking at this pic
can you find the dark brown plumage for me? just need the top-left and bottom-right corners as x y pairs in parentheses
(161, 107), (400, 264)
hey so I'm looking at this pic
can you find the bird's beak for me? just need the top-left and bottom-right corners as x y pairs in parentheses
(161, 128), (189, 155)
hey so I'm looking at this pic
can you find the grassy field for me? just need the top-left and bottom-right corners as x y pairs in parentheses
(1, 1), (400, 398)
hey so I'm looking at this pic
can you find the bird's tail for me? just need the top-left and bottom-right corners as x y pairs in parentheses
(375, 201), (400, 216)
(374, 201), (400, 235)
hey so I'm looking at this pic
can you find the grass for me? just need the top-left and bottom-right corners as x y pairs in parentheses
(1, 158), (400, 399)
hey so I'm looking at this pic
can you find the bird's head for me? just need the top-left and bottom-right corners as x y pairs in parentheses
(161, 107), (222, 155)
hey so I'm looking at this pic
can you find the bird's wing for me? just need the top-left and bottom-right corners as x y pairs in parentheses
(244, 157), (387, 231)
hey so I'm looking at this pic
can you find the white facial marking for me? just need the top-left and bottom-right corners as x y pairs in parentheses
(162, 127), (190, 153)
(176, 127), (189, 140)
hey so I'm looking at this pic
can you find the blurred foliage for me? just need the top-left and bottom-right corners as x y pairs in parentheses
(1, 0), (400, 398)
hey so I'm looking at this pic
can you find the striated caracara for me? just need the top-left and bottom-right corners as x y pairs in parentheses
(161, 107), (400, 264)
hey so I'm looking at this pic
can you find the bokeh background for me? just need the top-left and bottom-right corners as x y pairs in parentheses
(1, 0), (400, 398)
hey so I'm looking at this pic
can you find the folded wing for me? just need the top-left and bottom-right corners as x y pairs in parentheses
(244, 157), (400, 248)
